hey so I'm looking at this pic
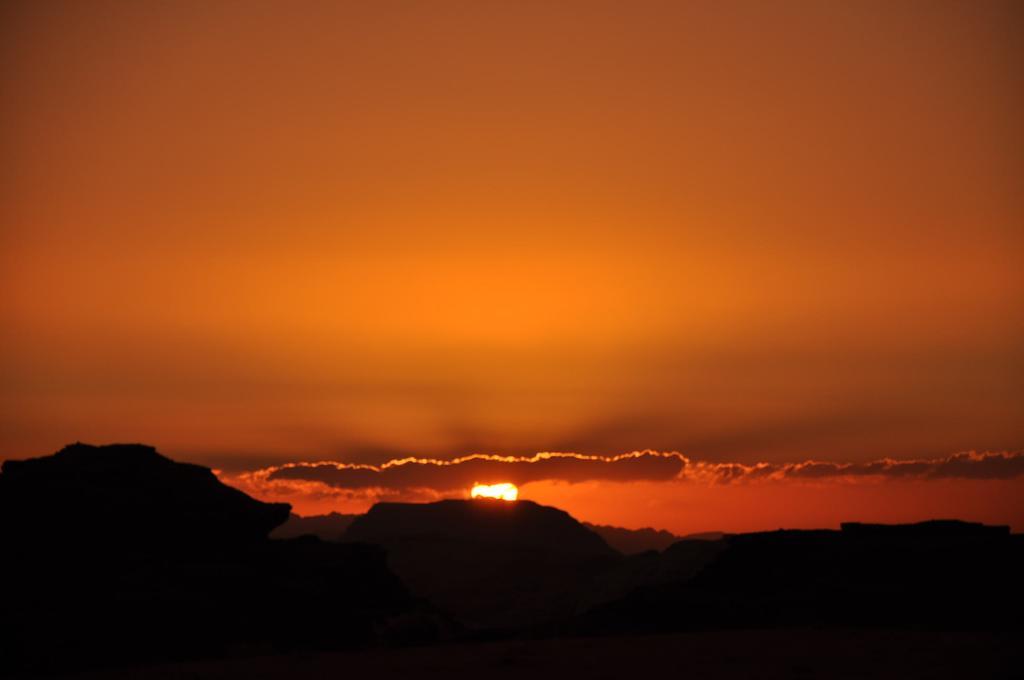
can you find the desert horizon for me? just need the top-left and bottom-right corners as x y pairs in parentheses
(3, 441), (1021, 677)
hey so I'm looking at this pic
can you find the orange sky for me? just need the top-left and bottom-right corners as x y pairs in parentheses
(2, 1), (1022, 530)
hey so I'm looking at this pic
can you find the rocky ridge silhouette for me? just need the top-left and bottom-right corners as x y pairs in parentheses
(0, 443), (426, 675)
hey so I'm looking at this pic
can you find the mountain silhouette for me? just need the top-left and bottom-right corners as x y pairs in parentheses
(0, 443), (425, 675)
(343, 499), (619, 628)
(346, 499), (617, 556)
(1, 442), (290, 550)
(576, 520), (1024, 635)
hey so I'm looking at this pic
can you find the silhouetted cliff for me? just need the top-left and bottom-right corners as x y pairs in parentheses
(0, 443), (423, 675)
(1, 442), (290, 550)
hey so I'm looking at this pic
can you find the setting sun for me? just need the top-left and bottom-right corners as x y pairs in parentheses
(471, 483), (518, 501)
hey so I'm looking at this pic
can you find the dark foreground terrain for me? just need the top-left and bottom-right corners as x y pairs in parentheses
(61, 629), (1023, 680)
(2, 443), (1022, 678)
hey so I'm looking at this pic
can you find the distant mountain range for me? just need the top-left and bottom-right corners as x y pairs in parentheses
(271, 511), (358, 540)
(583, 522), (723, 553)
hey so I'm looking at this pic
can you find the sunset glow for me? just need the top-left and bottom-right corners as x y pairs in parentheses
(471, 483), (519, 501)
(2, 1), (1022, 535)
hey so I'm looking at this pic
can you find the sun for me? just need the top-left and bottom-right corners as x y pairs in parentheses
(470, 482), (518, 501)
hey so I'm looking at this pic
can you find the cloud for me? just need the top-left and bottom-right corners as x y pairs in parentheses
(267, 451), (685, 490)
(723, 451), (1024, 483)
(220, 449), (1024, 511)
(220, 451), (683, 511)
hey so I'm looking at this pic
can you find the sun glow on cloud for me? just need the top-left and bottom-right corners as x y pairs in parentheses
(216, 450), (1024, 529)
(471, 482), (518, 501)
